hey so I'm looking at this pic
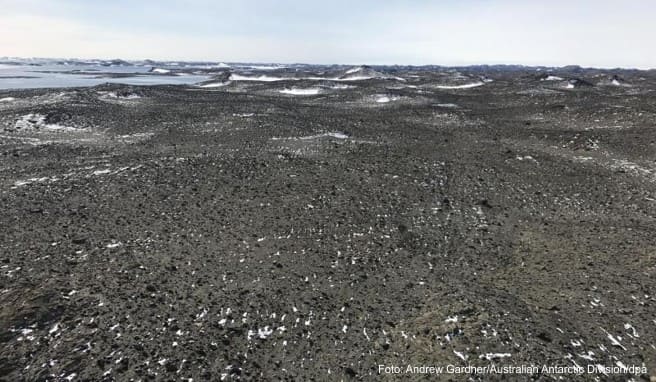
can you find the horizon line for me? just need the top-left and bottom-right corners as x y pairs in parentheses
(1, 56), (654, 71)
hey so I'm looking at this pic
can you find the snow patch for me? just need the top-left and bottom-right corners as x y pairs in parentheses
(453, 350), (467, 361)
(624, 323), (639, 338)
(273, 132), (350, 140)
(230, 74), (287, 82)
(376, 95), (400, 103)
(435, 82), (485, 89)
(480, 353), (511, 360)
(329, 84), (354, 90)
(248, 326), (274, 340)
(245, 65), (286, 70)
(199, 81), (230, 88)
(49, 323), (60, 334)
(279, 88), (322, 95)
(13, 114), (79, 132)
(301, 132), (349, 140)
(516, 155), (538, 163)
(102, 91), (141, 99)
(601, 328), (627, 350)
(336, 75), (375, 81)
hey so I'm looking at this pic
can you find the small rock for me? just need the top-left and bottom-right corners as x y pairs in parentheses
(72, 236), (87, 245)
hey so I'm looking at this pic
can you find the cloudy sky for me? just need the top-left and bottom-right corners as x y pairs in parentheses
(0, 0), (653, 68)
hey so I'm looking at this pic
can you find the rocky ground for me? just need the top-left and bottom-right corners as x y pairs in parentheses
(1, 66), (656, 381)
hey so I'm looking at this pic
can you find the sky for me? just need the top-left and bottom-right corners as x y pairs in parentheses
(0, 0), (654, 68)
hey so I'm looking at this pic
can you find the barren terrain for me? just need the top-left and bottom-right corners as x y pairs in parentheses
(1, 66), (655, 381)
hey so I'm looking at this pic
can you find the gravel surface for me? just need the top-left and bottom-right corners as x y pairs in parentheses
(1, 67), (656, 381)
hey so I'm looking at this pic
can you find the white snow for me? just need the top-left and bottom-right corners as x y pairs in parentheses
(13, 114), (79, 132)
(12, 177), (51, 187)
(301, 132), (349, 140)
(14, 114), (45, 130)
(437, 103), (459, 108)
(543, 75), (563, 81)
(20, 328), (34, 336)
(257, 326), (274, 339)
(345, 67), (363, 74)
(479, 353), (511, 360)
(273, 132), (349, 141)
(44, 124), (78, 131)
(435, 82), (485, 89)
(566, 83), (576, 89)
(611, 79), (622, 86)
(246, 65), (286, 70)
(151, 68), (171, 74)
(101, 91), (141, 99)
(376, 95), (400, 103)
(0, 97), (15, 102)
(279, 88), (322, 95)
(306, 75), (375, 82)
(329, 84), (354, 89)
(199, 81), (230, 88)
(453, 350), (467, 361)
(228, 72), (399, 83)
(229, 74), (288, 82)
(578, 351), (595, 361)
(337, 75), (375, 81)
(624, 323), (639, 338)
(603, 330), (627, 350)
(516, 155), (538, 163)
(106, 242), (122, 249)
(49, 323), (60, 334)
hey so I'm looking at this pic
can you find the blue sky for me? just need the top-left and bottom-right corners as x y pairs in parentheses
(1, 0), (654, 68)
